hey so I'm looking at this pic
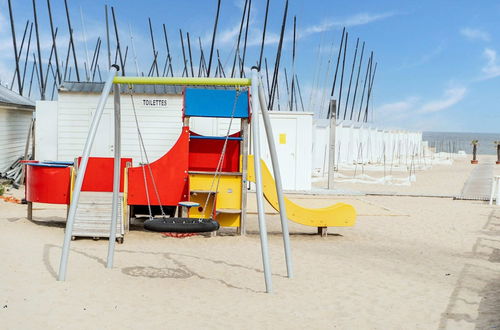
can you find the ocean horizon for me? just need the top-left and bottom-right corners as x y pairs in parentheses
(423, 131), (500, 155)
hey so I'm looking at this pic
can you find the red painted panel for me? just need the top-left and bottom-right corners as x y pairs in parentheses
(77, 157), (132, 192)
(26, 165), (71, 204)
(189, 131), (241, 172)
(127, 128), (190, 206)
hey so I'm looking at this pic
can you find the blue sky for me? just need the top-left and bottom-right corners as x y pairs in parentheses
(0, 0), (499, 133)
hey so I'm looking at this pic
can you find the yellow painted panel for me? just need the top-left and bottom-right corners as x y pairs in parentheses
(217, 213), (241, 227)
(189, 192), (214, 219)
(247, 155), (356, 227)
(279, 133), (287, 144)
(189, 174), (242, 227)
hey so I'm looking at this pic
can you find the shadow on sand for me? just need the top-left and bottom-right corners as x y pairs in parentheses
(439, 209), (500, 329)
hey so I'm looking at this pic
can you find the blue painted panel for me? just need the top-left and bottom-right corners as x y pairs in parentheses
(184, 88), (249, 118)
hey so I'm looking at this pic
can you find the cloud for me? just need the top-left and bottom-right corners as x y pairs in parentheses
(460, 27), (490, 42)
(377, 97), (419, 115)
(481, 48), (500, 79)
(299, 12), (396, 39)
(216, 11), (397, 49)
(376, 87), (466, 120)
(417, 87), (467, 113)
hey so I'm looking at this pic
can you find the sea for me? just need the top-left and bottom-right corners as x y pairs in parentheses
(423, 131), (500, 155)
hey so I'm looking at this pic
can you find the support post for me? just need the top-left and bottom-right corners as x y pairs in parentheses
(257, 74), (293, 279)
(238, 118), (249, 235)
(328, 99), (337, 190)
(106, 82), (121, 268)
(58, 65), (119, 281)
(250, 67), (272, 293)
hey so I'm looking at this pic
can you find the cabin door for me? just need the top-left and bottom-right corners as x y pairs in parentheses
(272, 117), (297, 190)
(90, 112), (114, 157)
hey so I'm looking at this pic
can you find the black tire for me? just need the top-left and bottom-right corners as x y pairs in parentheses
(144, 217), (219, 233)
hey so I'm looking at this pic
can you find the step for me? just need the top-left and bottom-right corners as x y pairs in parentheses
(188, 171), (242, 176)
(216, 209), (242, 214)
(190, 190), (218, 194)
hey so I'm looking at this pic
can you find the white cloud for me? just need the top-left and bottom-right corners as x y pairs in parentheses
(481, 48), (500, 79)
(377, 97), (419, 114)
(299, 12), (396, 39)
(216, 11), (397, 49)
(417, 87), (467, 113)
(460, 27), (490, 42)
(376, 87), (466, 121)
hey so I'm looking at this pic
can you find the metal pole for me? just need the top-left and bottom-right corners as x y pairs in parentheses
(107, 82), (121, 268)
(328, 100), (337, 189)
(251, 67), (272, 293)
(257, 73), (293, 279)
(58, 65), (119, 281)
(7, 0), (22, 94)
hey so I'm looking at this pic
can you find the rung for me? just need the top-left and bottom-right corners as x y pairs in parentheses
(190, 190), (217, 194)
(188, 171), (242, 176)
(190, 135), (242, 141)
(216, 209), (242, 214)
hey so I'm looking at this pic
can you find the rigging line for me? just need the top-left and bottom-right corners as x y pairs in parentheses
(129, 89), (153, 219)
(129, 87), (168, 218)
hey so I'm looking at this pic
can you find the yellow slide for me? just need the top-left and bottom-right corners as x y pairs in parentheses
(247, 156), (356, 228)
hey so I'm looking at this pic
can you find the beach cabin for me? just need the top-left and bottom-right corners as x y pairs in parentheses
(35, 82), (313, 190)
(0, 85), (35, 172)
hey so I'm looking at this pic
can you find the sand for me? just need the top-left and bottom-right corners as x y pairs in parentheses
(1, 154), (499, 329)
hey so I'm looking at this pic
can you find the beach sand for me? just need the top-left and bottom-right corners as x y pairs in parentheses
(1, 154), (499, 329)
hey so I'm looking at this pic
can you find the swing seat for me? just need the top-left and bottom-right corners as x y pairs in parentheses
(144, 217), (220, 233)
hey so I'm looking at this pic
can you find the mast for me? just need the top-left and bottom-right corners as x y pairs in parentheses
(337, 31), (348, 119)
(111, 7), (125, 75)
(64, 0), (80, 82)
(187, 32), (195, 77)
(230, 0), (248, 78)
(148, 18), (160, 76)
(240, 0), (252, 77)
(258, 0), (270, 69)
(47, 0), (61, 83)
(349, 41), (365, 120)
(207, 0), (221, 76)
(327, 27), (345, 118)
(357, 53), (372, 122)
(7, 0), (22, 93)
(105, 5), (111, 68)
(162, 24), (173, 77)
(269, 0), (288, 110)
(32, 0), (45, 98)
(343, 37), (359, 120)
(179, 29), (188, 77)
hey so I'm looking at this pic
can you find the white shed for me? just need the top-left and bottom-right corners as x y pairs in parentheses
(36, 82), (313, 191)
(0, 85), (35, 171)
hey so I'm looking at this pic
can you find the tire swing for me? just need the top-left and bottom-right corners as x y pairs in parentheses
(128, 86), (240, 234)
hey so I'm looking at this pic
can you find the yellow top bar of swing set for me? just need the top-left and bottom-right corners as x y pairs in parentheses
(113, 76), (252, 86)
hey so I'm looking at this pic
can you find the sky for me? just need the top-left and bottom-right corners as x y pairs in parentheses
(0, 0), (499, 133)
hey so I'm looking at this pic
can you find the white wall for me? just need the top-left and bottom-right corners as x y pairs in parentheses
(35, 101), (58, 161)
(0, 107), (33, 171)
(258, 112), (313, 191)
(312, 121), (423, 175)
(56, 92), (183, 164)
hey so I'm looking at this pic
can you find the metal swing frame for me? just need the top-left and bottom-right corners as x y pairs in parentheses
(57, 65), (292, 293)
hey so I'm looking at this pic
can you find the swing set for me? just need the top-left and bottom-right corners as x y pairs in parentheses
(57, 65), (293, 293)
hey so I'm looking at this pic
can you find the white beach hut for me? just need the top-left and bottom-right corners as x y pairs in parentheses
(0, 85), (35, 172)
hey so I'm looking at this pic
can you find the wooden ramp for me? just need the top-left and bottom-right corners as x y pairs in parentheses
(456, 162), (494, 201)
(72, 191), (126, 240)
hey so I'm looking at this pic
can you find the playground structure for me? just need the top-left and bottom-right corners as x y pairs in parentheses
(24, 67), (356, 292)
